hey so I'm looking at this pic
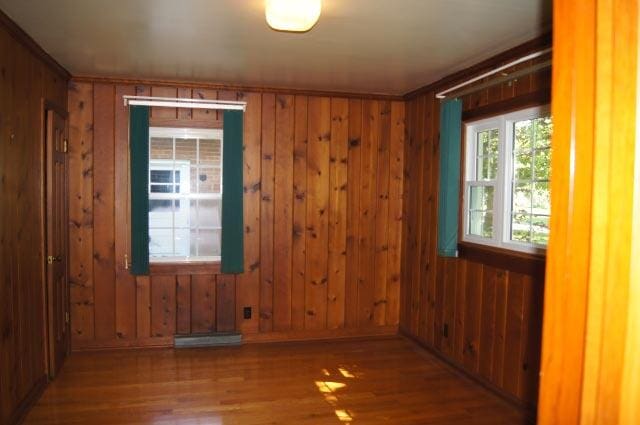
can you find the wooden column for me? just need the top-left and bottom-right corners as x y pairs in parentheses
(538, 0), (640, 423)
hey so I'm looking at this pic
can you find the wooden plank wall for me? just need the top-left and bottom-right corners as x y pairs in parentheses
(67, 81), (404, 349)
(399, 52), (551, 409)
(0, 20), (68, 425)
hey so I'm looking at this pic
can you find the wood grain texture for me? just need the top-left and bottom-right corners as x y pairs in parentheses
(399, 40), (550, 410)
(23, 337), (526, 425)
(0, 20), (68, 425)
(67, 82), (404, 349)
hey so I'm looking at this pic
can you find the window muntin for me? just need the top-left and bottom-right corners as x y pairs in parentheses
(463, 106), (551, 254)
(148, 127), (223, 263)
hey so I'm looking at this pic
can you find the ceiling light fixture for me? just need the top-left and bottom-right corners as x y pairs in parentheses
(265, 0), (322, 32)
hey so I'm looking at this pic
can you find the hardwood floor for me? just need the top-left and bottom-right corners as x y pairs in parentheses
(24, 337), (527, 424)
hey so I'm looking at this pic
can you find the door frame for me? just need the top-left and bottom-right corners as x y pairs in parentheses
(41, 99), (70, 379)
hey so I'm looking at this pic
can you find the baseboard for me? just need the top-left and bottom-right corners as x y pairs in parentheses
(400, 330), (537, 424)
(9, 374), (48, 425)
(242, 325), (398, 344)
(71, 327), (399, 351)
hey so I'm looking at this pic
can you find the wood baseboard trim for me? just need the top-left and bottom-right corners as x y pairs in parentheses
(400, 330), (537, 424)
(9, 374), (48, 425)
(242, 326), (399, 344)
(72, 336), (174, 352)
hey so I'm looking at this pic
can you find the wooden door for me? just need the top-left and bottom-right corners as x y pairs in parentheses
(45, 108), (70, 378)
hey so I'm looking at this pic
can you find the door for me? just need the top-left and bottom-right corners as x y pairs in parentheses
(45, 108), (69, 378)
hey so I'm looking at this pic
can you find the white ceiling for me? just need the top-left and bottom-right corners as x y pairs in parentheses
(0, 0), (551, 95)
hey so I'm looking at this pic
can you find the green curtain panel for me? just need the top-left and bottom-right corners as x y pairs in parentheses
(221, 110), (245, 273)
(129, 105), (150, 275)
(437, 99), (463, 257)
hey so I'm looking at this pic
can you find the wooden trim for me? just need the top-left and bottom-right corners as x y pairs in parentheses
(72, 75), (404, 101)
(8, 374), (48, 425)
(242, 326), (398, 343)
(458, 242), (546, 279)
(400, 331), (536, 422)
(404, 33), (552, 100)
(149, 261), (221, 276)
(462, 89), (551, 122)
(72, 336), (174, 351)
(43, 99), (68, 118)
(0, 9), (71, 80)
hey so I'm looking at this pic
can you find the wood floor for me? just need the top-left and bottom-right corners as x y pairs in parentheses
(25, 337), (528, 424)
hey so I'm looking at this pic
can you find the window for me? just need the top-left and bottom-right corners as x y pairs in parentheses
(463, 106), (552, 254)
(148, 127), (223, 262)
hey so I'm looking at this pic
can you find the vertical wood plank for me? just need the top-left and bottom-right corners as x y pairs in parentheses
(345, 99), (362, 328)
(92, 83), (116, 340)
(503, 272), (525, 395)
(386, 101), (404, 327)
(68, 81), (95, 341)
(136, 276), (151, 338)
(357, 100), (380, 326)
(327, 98), (348, 329)
(304, 96), (331, 330)
(273, 94), (294, 331)
(291, 95), (308, 330)
(491, 269), (508, 387)
(192, 88), (218, 121)
(236, 91), (261, 334)
(259, 93), (275, 332)
(373, 101), (391, 326)
(191, 274), (216, 333)
(114, 84), (136, 340)
(150, 275), (176, 337)
(462, 261), (483, 373)
(479, 265), (499, 380)
(216, 274), (236, 332)
(151, 86), (178, 119)
(454, 259), (467, 363)
(176, 275), (192, 334)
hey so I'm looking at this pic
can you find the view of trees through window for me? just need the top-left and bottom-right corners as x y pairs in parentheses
(464, 107), (552, 252)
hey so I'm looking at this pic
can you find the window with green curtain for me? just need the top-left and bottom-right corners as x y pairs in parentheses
(437, 99), (463, 257)
(221, 110), (244, 273)
(129, 105), (150, 275)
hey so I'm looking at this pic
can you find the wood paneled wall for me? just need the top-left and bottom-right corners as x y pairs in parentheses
(400, 44), (551, 409)
(0, 15), (69, 425)
(67, 81), (404, 349)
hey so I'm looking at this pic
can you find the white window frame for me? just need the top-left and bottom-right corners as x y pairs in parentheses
(148, 127), (224, 263)
(462, 105), (550, 255)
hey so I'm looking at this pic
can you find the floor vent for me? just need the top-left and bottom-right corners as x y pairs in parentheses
(174, 333), (242, 348)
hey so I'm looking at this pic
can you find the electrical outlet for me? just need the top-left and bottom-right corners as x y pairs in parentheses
(443, 323), (449, 338)
(243, 306), (252, 319)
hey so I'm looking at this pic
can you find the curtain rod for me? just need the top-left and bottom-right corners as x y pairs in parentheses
(435, 48), (552, 100)
(123, 95), (247, 111)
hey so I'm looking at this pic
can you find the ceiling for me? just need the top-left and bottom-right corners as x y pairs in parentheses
(0, 0), (551, 95)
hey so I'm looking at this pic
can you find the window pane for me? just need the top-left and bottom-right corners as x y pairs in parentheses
(533, 182), (551, 214)
(175, 138), (198, 163)
(191, 199), (222, 228)
(476, 155), (497, 180)
(511, 213), (531, 243)
(199, 139), (222, 168)
(533, 148), (551, 180)
(150, 170), (173, 183)
(514, 120), (533, 152)
(514, 154), (532, 181)
(512, 182), (532, 214)
(149, 228), (174, 257)
(150, 184), (174, 193)
(149, 199), (173, 212)
(532, 215), (550, 245)
(469, 185), (494, 211)
(469, 211), (493, 238)
(533, 117), (553, 148)
(150, 137), (173, 160)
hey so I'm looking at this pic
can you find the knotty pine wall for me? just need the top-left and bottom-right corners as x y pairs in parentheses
(68, 81), (404, 349)
(400, 42), (550, 409)
(0, 16), (69, 424)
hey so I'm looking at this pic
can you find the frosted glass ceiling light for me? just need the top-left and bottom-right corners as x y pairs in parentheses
(265, 0), (322, 32)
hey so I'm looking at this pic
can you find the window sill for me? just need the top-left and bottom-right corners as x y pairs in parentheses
(457, 241), (546, 279)
(149, 261), (221, 276)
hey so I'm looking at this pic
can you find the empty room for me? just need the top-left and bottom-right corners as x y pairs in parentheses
(1, 0), (639, 424)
